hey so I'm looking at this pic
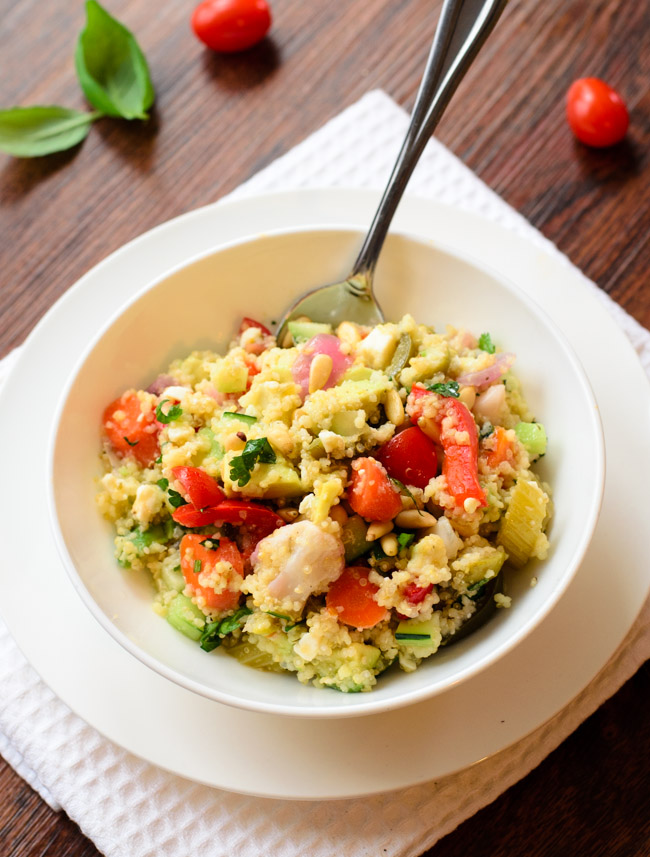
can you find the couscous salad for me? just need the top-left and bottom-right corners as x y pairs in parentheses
(97, 314), (551, 692)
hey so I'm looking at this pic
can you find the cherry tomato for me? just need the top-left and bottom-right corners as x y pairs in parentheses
(180, 534), (243, 611)
(566, 78), (629, 148)
(172, 505), (223, 528)
(171, 466), (225, 510)
(348, 457), (403, 522)
(211, 499), (285, 531)
(239, 316), (272, 336)
(375, 426), (439, 489)
(191, 0), (271, 53)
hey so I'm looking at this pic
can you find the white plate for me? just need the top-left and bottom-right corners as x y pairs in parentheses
(1, 189), (648, 800)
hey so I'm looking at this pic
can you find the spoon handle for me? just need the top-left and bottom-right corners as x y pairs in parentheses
(351, 0), (509, 283)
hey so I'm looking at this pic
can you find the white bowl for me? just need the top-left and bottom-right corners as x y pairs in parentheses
(49, 225), (605, 718)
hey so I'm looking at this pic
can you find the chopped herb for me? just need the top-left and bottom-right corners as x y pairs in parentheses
(397, 532), (415, 550)
(200, 538), (220, 551)
(395, 632), (432, 641)
(478, 332), (496, 354)
(479, 421), (495, 440)
(200, 607), (252, 652)
(173, 565), (181, 572)
(157, 477), (169, 490)
(371, 542), (387, 560)
(229, 437), (276, 487)
(123, 436), (139, 447)
(265, 611), (292, 621)
(154, 454), (162, 464)
(155, 399), (183, 424)
(167, 488), (187, 509)
(390, 478), (423, 514)
(285, 622), (304, 632)
(193, 559), (202, 574)
(427, 380), (460, 398)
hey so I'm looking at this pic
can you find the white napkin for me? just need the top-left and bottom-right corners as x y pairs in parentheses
(1, 90), (649, 857)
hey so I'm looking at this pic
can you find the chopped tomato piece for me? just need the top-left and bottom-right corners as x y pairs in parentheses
(404, 582), (433, 605)
(180, 534), (243, 611)
(171, 466), (225, 510)
(239, 317), (271, 336)
(326, 566), (388, 629)
(172, 505), (223, 527)
(375, 426), (439, 489)
(485, 426), (512, 469)
(103, 391), (159, 467)
(348, 457), (402, 522)
(407, 385), (486, 509)
(211, 500), (285, 532)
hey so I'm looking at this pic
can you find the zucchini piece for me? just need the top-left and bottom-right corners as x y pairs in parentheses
(395, 616), (442, 649)
(166, 593), (205, 641)
(222, 411), (257, 425)
(287, 321), (333, 343)
(498, 479), (549, 567)
(514, 422), (547, 457)
(225, 639), (285, 672)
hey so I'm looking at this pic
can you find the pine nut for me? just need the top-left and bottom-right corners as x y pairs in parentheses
(458, 385), (476, 410)
(336, 321), (362, 349)
(277, 507), (300, 522)
(281, 329), (294, 348)
(384, 388), (405, 426)
(394, 509), (437, 529)
(366, 520), (394, 541)
(224, 434), (246, 452)
(380, 533), (398, 556)
(329, 504), (348, 526)
(308, 353), (333, 394)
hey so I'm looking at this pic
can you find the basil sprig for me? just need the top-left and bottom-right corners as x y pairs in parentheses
(0, 1), (154, 158)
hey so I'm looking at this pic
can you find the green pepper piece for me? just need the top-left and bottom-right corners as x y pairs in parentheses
(387, 333), (413, 379)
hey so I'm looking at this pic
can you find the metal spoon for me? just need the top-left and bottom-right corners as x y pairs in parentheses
(277, 0), (509, 343)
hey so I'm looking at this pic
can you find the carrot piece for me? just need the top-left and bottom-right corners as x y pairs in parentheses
(348, 457), (402, 522)
(486, 426), (512, 468)
(326, 566), (388, 629)
(180, 535), (244, 611)
(103, 390), (160, 467)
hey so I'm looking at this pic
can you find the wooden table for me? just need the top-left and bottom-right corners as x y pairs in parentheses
(1, 0), (649, 854)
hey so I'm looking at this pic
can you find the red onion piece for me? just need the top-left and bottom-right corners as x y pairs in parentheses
(457, 352), (515, 391)
(291, 334), (353, 397)
(146, 375), (178, 395)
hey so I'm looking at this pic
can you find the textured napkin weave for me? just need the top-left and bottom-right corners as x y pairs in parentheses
(1, 90), (649, 857)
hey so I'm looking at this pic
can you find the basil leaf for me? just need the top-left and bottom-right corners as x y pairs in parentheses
(0, 106), (98, 157)
(75, 0), (155, 120)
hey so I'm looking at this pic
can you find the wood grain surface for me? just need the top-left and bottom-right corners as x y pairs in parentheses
(1, 0), (649, 855)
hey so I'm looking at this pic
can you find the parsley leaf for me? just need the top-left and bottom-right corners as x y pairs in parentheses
(390, 478), (423, 514)
(123, 436), (139, 447)
(156, 478), (169, 490)
(229, 438), (276, 487)
(478, 332), (496, 354)
(199, 607), (252, 652)
(427, 380), (459, 398)
(200, 538), (220, 551)
(155, 399), (183, 424)
(167, 489), (187, 509)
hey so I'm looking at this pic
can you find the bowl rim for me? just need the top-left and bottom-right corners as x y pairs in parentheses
(47, 221), (606, 718)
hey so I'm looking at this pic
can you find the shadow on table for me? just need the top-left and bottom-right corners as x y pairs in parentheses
(200, 38), (281, 90)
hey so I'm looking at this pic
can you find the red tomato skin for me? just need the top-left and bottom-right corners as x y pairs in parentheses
(171, 466), (225, 510)
(172, 505), (223, 527)
(103, 392), (159, 467)
(348, 458), (403, 522)
(180, 534), (243, 610)
(211, 499), (285, 531)
(375, 426), (439, 489)
(239, 316), (272, 336)
(566, 78), (629, 148)
(191, 0), (271, 53)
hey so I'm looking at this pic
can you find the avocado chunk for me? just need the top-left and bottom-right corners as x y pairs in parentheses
(222, 451), (303, 499)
